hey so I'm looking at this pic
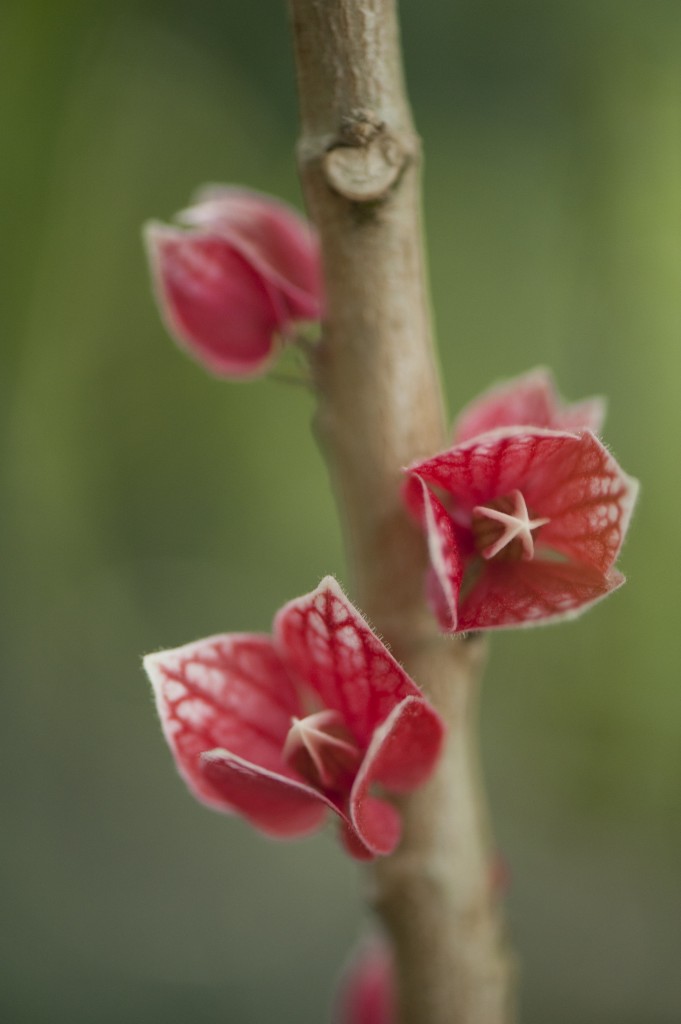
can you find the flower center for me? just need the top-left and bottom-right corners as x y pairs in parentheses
(283, 709), (362, 793)
(471, 489), (549, 561)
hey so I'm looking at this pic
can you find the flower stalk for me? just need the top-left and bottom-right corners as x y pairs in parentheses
(287, 1), (514, 1021)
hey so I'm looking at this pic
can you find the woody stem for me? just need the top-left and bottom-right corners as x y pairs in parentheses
(287, 1), (514, 1022)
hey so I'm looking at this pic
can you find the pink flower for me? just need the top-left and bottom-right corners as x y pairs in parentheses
(405, 424), (638, 632)
(144, 186), (323, 378)
(333, 936), (396, 1024)
(143, 577), (445, 859)
(453, 366), (607, 444)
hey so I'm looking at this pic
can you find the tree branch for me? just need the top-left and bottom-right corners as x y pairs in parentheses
(287, 2), (514, 1021)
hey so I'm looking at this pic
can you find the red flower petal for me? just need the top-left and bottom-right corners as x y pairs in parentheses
(146, 224), (288, 377)
(181, 186), (323, 323)
(344, 697), (444, 857)
(359, 695), (445, 795)
(201, 746), (403, 859)
(556, 397), (607, 436)
(453, 367), (606, 443)
(338, 823), (382, 861)
(409, 429), (546, 514)
(144, 634), (301, 812)
(334, 935), (396, 1024)
(405, 476), (463, 630)
(274, 577), (426, 745)
(345, 794), (402, 858)
(200, 750), (328, 838)
(458, 561), (625, 631)
(526, 431), (639, 573)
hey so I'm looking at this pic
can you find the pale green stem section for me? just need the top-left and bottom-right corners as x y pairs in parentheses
(287, 2), (514, 1022)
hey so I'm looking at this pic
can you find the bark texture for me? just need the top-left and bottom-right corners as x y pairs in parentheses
(288, 2), (514, 1021)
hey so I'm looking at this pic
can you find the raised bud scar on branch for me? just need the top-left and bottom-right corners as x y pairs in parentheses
(143, 577), (445, 860)
(144, 186), (323, 378)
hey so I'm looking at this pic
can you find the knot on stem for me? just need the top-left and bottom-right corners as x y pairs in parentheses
(323, 108), (410, 202)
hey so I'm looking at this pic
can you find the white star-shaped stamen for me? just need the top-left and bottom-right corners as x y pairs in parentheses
(473, 489), (550, 561)
(283, 709), (359, 788)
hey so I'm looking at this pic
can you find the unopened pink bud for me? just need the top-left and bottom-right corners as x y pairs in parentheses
(145, 187), (323, 378)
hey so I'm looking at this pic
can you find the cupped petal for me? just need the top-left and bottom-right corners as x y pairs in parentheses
(338, 823), (384, 861)
(453, 367), (606, 443)
(342, 796), (402, 859)
(359, 695), (446, 793)
(202, 748), (401, 859)
(200, 749), (329, 838)
(458, 560), (625, 631)
(143, 634), (301, 812)
(525, 431), (639, 573)
(403, 475), (464, 630)
(145, 223), (282, 377)
(274, 577), (427, 745)
(179, 186), (323, 323)
(345, 696), (445, 857)
(409, 428), (573, 513)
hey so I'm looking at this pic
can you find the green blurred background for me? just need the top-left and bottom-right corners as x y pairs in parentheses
(2, 1), (679, 1021)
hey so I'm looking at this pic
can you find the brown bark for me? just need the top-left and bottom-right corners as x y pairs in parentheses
(287, 2), (514, 1021)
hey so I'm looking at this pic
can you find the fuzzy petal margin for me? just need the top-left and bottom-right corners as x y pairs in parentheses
(453, 367), (606, 443)
(200, 750), (329, 838)
(202, 739), (406, 855)
(145, 224), (282, 378)
(556, 397), (607, 436)
(358, 695), (445, 795)
(404, 475), (462, 630)
(525, 431), (639, 573)
(343, 696), (445, 858)
(143, 634), (301, 812)
(458, 561), (625, 631)
(274, 577), (432, 746)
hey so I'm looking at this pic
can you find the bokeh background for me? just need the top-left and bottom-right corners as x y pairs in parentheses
(2, 1), (680, 1021)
